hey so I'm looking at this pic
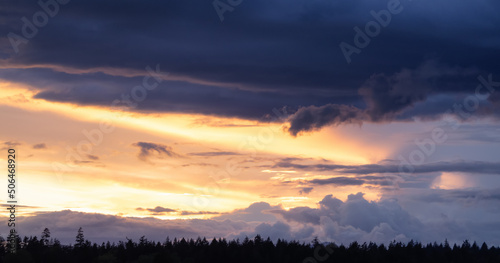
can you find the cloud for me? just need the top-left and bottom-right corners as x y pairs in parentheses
(274, 159), (500, 176)
(0, 0), (499, 249)
(359, 61), (474, 121)
(390, 188), (500, 204)
(181, 162), (218, 167)
(0, 204), (39, 209)
(68, 154), (103, 167)
(212, 202), (280, 223)
(299, 187), (313, 195)
(136, 206), (221, 216)
(136, 206), (177, 215)
(32, 143), (47, 149)
(132, 142), (182, 161)
(1, 141), (21, 150)
(287, 104), (366, 136)
(0, 210), (242, 245)
(270, 206), (321, 225)
(86, 154), (99, 160)
(179, 211), (221, 216)
(1, 1), (499, 125)
(188, 151), (241, 157)
(230, 221), (315, 243)
(286, 61), (482, 135)
(267, 193), (424, 243)
(281, 191), (500, 245)
(1, 192), (500, 245)
(309, 177), (365, 186)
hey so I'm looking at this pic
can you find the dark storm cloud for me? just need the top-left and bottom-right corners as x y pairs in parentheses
(1, 0), (500, 130)
(403, 188), (500, 204)
(292, 175), (395, 188)
(287, 104), (367, 136)
(359, 62), (479, 121)
(274, 159), (500, 175)
(0, 68), (310, 120)
(287, 61), (489, 135)
(309, 176), (365, 186)
(132, 142), (182, 161)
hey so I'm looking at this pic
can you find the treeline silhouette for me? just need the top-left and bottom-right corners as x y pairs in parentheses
(1, 228), (500, 263)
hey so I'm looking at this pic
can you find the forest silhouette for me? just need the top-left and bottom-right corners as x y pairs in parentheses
(1, 227), (500, 262)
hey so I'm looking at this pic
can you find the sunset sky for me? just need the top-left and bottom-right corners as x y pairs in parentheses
(1, 0), (500, 245)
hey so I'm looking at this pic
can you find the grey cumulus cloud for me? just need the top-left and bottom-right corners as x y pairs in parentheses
(212, 202), (280, 223)
(1, 193), (500, 245)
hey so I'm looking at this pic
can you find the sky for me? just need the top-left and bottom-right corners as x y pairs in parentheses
(0, 0), (500, 246)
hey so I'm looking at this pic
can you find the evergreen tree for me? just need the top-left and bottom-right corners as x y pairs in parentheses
(41, 227), (51, 246)
(75, 227), (85, 248)
(0, 232), (499, 262)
